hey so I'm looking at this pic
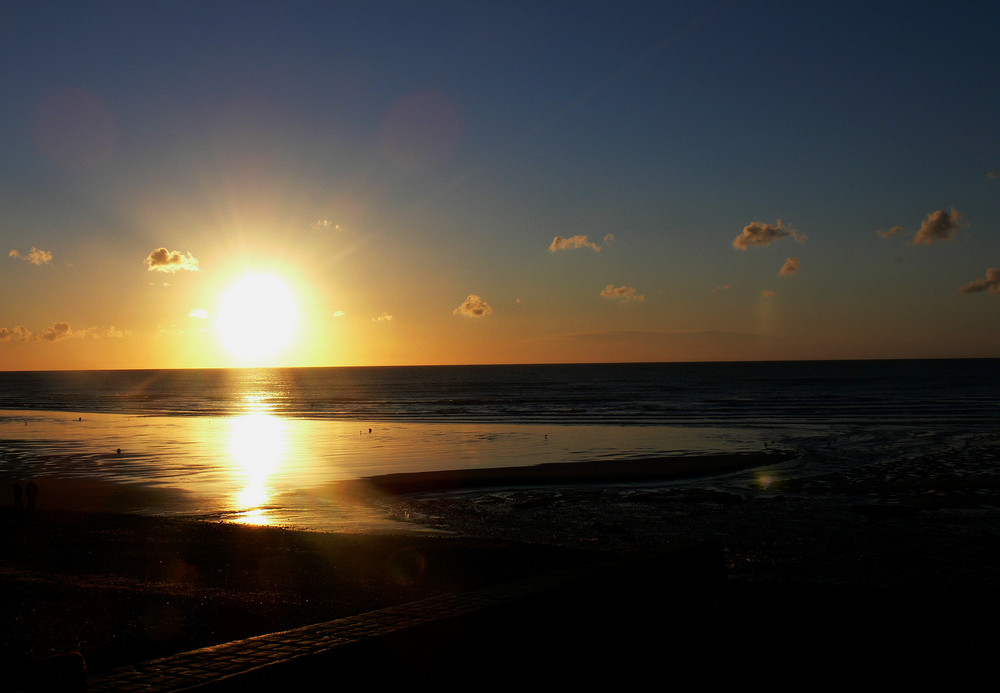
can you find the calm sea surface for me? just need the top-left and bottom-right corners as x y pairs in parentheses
(1, 360), (998, 531)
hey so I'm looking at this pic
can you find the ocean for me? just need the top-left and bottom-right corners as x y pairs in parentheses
(2, 359), (999, 533)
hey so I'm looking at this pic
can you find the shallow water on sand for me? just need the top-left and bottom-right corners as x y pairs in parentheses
(0, 409), (766, 531)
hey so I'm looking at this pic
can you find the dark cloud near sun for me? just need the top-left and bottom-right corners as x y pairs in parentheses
(732, 219), (804, 250)
(453, 294), (493, 317)
(958, 268), (1000, 294)
(913, 208), (962, 245)
(145, 247), (200, 273)
(9, 247), (53, 265)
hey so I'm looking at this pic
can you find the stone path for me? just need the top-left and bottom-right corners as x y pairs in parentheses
(87, 543), (721, 692)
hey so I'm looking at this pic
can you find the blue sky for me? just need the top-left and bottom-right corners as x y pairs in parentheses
(2, 1), (999, 369)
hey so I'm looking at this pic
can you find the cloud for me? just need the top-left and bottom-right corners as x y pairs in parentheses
(9, 247), (53, 265)
(37, 322), (73, 341)
(913, 208), (962, 245)
(711, 284), (731, 294)
(189, 308), (210, 319)
(779, 257), (801, 276)
(312, 219), (343, 231)
(1, 322), (78, 342)
(732, 219), (804, 250)
(603, 233), (615, 245)
(0, 325), (32, 342)
(600, 284), (645, 302)
(876, 225), (905, 238)
(761, 289), (776, 298)
(145, 247), (200, 272)
(453, 294), (493, 317)
(549, 235), (602, 252)
(333, 310), (346, 318)
(958, 267), (1000, 294)
(374, 313), (394, 322)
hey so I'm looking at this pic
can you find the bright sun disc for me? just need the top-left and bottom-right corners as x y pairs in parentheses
(217, 273), (299, 364)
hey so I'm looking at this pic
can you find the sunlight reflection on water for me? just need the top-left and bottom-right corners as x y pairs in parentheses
(1, 408), (764, 531)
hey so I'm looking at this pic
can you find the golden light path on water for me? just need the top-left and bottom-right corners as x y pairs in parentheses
(227, 411), (287, 526)
(0, 406), (771, 532)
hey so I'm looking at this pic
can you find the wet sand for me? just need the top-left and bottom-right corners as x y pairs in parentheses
(2, 447), (999, 687)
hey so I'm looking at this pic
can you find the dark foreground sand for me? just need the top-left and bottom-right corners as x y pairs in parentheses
(2, 448), (999, 688)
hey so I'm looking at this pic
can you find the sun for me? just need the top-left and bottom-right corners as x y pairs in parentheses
(216, 273), (300, 364)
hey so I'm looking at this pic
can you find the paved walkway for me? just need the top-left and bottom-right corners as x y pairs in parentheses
(87, 543), (722, 692)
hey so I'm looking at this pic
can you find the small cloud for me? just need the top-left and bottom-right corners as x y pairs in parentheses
(105, 326), (125, 338)
(603, 233), (616, 245)
(312, 219), (343, 231)
(145, 247), (200, 272)
(876, 225), (905, 239)
(9, 247), (53, 265)
(779, 257), (801, 276)
(732, 219), (804, 250)
(189, 308), (210, 319)
(36, 322), (74, 342)
(711, 284), (731, 294)
(549, 235), (602, 252)
(453, 294), (493, 317)
(0, 325), (32, 342)
(761, 289), (776, 298)
(600, 284), (645, 302)
(333, 310), (346, 318)
(988, 171), (998, 180)
(958, 267), (1000, 294)
(913, 208), (962, 245)
(374, 313), (394, 322)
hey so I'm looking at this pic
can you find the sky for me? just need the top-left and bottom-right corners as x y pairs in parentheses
(2, 1), (999, 370)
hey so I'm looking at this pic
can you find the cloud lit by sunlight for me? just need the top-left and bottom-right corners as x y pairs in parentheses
(733, 220), (805, 250)
(914, 208), (962, 245)
(549, 235), (603, 252)
(453, 294), (493, 317)
(145, 247), (201, 273)
(9, 247), (53, 265)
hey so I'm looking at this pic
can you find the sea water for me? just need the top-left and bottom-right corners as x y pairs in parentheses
(1, 360), (998, 531)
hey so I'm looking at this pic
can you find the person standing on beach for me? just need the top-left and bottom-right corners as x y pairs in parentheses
(25, 481), (38, 511)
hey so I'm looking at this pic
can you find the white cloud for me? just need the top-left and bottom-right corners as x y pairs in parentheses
(145, 247), (200, 272)
(189, 308), (210, 319)
(453, 294), (493, 317)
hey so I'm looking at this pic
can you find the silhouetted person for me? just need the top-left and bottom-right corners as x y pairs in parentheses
(13, 482), (22, 508)
(25, 481), (38, 511)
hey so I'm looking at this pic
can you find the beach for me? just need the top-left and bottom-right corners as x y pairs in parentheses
(3, 446), (999, 688)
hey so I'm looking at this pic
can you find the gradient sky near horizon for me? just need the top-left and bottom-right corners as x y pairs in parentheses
(2, 1), (999, 370)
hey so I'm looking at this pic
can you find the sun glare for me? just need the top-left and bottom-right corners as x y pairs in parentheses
(217, 273), (300, 364)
